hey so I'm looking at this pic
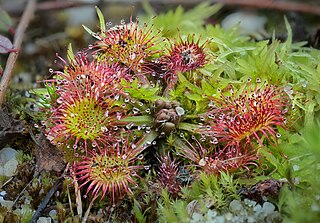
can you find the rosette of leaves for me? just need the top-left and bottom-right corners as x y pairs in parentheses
(42, 49), (135, 161)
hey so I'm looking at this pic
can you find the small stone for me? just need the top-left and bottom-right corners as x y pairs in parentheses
(229, 200), (243, 214)
(244, 199), (256, 207)
(253, 204), (262, 214)
(213, 216), (225, 223)
(262, 202), (275, 215)
(247, 216), (255, 223)
(175, 106), (185, 116)
(311, 203), (320, 212)
(37, 217), (51, 223)
(224, 212), (233, 221)
(221, 11), (267, 35)
(207, 209), (218, 219)
(49, 209), (57, 219)
(0, 147), (18, 177)
(0, 147), (17, 162)
(0, 196), (14, 209)
(3, 159), (18, 176)
(191, 212), (203, 222)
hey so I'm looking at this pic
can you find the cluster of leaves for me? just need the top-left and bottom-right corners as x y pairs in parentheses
(31, 2), (320, 222)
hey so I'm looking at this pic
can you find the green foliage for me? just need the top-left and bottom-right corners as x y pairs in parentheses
(157, 189), (190, 223)
(157, 173), (240, 222)
(31, 82), (58, 109)
(121, 78), (162, 101)
(142, 2), (222, 37)
(208, 19), (319, 128)
(183, 172), (239, 210)
(133, 199), (149, 223)
(278, 119), (320, 222)
(16, 150), (33, 164)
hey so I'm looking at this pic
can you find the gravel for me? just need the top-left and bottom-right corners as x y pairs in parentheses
(190, 199), (281, 223)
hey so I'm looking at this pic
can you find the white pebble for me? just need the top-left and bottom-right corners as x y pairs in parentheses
(229, 200), (243, 213)
(37, 217), (51, 223)
(0, 148), (18, 177)
(262, 202), (275, 215)
(253, 204), (262, 214)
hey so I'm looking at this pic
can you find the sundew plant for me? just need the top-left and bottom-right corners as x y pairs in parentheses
(34, 3), (320, 222)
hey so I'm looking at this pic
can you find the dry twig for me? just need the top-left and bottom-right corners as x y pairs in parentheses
(0, 0), (37, 106)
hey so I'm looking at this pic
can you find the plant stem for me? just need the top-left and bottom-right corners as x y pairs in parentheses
(0, 0), (37, 106)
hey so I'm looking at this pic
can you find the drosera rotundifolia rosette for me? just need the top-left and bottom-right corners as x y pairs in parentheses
(37, 7), (291, 207)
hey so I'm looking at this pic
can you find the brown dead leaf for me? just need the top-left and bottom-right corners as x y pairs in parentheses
(34, 132), (65, 172)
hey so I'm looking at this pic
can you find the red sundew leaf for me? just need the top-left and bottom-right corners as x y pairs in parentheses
(0, 7), (14, 33)
(0, 34), (14, 54)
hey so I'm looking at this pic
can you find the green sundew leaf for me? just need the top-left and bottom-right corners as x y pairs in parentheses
(118, 115), (153, 126)
(82, 24), (96, 37)
(136, 129), (158, 150)
(177, 122), (201, 132)
(0, 7), (13, 32)
(30, 87), (49, 96)
(173, 137), (189, 152)
(95, 6), (106, 33)
(66, 43), (75, 63)
(185, 93), (203, 101)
